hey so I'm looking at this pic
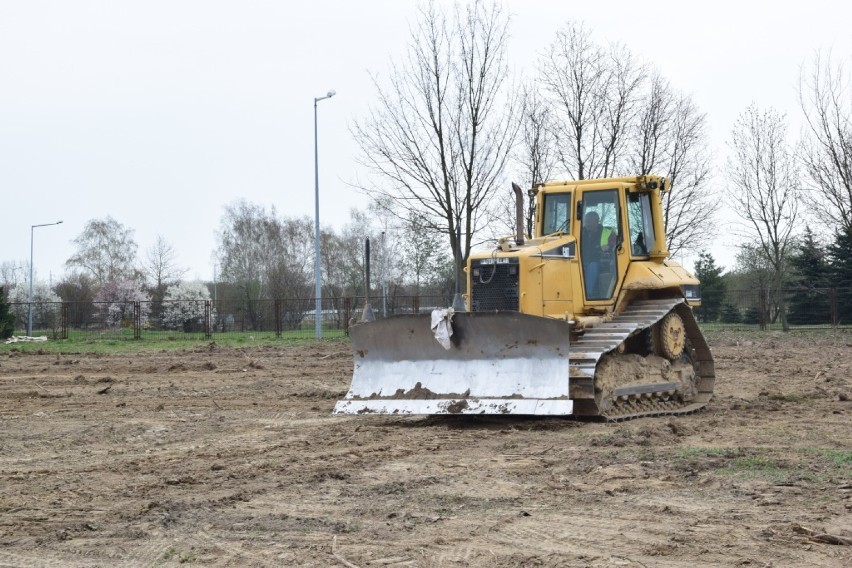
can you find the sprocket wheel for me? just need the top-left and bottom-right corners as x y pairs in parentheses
(653, 311), (686, 360)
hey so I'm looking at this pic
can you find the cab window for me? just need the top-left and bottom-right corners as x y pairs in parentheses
(627, 192), (656, 256)
(542, 192), (571, 235)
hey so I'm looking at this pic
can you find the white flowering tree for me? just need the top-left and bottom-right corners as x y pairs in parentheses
(94, 280), (151, 329)
(10, 282), (61, 334)
(161, 281), (213, 333)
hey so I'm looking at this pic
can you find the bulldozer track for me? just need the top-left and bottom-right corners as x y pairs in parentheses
(570, 298), (715, 421)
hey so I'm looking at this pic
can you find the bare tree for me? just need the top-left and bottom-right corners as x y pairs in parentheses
(352, 0), (518, 275)
(66, 217), (139, 286)
(509, 86), (560, 236)
(324, 209), (373, 302)
(798, 51), (852, 233)
(398, 208), (451, 297)
(520, 26), (715, 256)
(143, 235), (188, 303)
(216, 201), (314, 327)
(515, 87), (558, 188)
(217, 201), (268, 306)
(267, 217), (314, 302)
(539, 22), (644, 180)
(324, 205), (413, 314)
(727, 104), (799, 331)
(629, 73), (715, 256)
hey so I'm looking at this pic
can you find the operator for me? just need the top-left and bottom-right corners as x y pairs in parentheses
(581, 211), (615, 297)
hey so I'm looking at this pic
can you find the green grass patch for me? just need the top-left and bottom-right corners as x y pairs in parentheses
(156, 546), (196, 565)
(729, 454), (782, 471)
(802, 448), (852, 468)
(821, 449), (852, 466)
(1, 334), (351, 354)
(675, 447), (850, 485)
(700, 323), (852, 333)
(158, 546), (177, 564)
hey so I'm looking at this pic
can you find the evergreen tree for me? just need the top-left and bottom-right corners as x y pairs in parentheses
(743, 306), (762, 325)
(787, 227), (831, 324)
(720, 303), (742, 324)
(0, 286), (15, 339)
(693, 252), (725, 323)
(827, 226), (852, 324)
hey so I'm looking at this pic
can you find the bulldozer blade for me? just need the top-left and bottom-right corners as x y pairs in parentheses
(334, 312), (574, 416)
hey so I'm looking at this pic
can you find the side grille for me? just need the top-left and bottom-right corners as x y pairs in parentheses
(470, 260), (519, 312)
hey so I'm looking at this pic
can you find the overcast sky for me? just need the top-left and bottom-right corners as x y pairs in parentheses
(2, 0), (851, 286)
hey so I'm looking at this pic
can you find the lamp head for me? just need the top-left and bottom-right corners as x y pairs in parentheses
(327, 90), (336, 98)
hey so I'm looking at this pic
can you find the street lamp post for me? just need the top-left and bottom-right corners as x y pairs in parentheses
(28, 220), (63, 336)
(381, 230), (387, 317)
(313, 89), (336, 338)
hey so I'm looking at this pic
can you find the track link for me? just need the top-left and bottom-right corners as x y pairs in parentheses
(570, 298), (715, 421)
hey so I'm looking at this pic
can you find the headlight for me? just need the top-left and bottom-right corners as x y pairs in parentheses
(681, 285), (700, 301)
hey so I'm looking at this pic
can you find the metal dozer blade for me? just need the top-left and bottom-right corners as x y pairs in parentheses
(334, 311), (574, 416)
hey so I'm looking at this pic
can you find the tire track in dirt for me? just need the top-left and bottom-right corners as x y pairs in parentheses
(0, 550), (82, 567)
(1, 338), (850, 567)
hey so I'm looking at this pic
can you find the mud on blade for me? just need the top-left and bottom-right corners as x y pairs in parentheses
(334, 312), (574, 416)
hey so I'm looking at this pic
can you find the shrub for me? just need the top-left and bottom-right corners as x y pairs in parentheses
(0, 287), (15, 339)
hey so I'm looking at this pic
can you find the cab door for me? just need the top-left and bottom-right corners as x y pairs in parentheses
(539, 191), (575, 316)
(578, 189), (622, 302)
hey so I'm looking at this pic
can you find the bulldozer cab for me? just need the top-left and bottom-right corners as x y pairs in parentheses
(534, 175), (671, 313)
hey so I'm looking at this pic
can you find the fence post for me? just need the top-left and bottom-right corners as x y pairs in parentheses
(343, 297), (351, 336)
(829, 288), (838, 328)
(61, 302), (69, 340)
(274, 300), (282, 338)
(758, 288), (767, 331)
(204, 300), (212, 338)
(133, 301), (141, 339)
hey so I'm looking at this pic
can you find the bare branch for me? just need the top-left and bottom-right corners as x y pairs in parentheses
(629, 73), (715, 256)
(539, 23), (645, 180)
(350, 0), (518, 268)
(798, 50), (852, 233)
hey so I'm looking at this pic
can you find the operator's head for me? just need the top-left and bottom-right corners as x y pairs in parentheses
(584, 211), (600, 229)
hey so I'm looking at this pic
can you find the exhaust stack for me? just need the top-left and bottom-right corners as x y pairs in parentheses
(511, 182), (524, 245)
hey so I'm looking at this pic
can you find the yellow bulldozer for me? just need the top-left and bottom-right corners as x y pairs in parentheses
(335, 175), (715, 419)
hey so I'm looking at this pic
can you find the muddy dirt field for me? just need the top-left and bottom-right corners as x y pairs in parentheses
(0, 333), (850, 567)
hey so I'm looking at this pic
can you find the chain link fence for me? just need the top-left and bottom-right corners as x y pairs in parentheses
(9, 287), (852, 341)
(9, 295), (452, 341)
(696, 287), (852, 330)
